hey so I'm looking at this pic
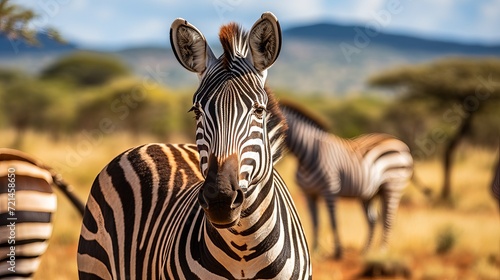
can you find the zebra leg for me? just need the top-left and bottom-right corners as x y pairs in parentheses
(305, 194), (320, 251)
(380, 188), (403, 251)
(325, 195), (342, 259)
(361, 198), (378, 253)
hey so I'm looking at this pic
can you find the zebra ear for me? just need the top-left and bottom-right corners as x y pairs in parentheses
(248, 12), (282, 72)
(170, 18), (216, 74)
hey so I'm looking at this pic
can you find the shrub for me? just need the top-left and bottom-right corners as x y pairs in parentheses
(40, 51), (130, 87)
(435, 225), (459, 254)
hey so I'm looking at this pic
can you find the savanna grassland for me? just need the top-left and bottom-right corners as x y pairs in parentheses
(2, 129), (498, 280)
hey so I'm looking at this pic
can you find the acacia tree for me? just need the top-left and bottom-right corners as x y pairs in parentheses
(369, 58), (500, 200)
(0, 0), (62, 45)
(75, 78), (194, 140)
(40, 52), (130, 87)
(0, 77), (54, 147)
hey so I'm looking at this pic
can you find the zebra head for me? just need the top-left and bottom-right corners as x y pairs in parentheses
(170, 12), (287, 228)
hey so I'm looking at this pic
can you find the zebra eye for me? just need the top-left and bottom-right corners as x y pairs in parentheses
(253, 106), (266, 118)
(189, 106), (202, 120)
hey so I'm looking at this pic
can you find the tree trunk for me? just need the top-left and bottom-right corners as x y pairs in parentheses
(442, 112), (474, 200)
(12, 127), (26, 149)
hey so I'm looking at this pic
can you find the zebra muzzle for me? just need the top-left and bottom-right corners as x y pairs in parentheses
(199, 183), (244, 228)
(198, 154), (245, 228)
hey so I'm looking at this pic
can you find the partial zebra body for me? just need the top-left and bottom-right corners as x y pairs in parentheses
(78, 12), (311, 279)
(78, 143), (309, 279)
(281, 103), (413, 258)
(0, 148), (84, 279)
(296, 134), (412, 199)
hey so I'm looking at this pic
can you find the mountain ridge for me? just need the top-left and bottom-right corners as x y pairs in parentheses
(0, 33), (77, 54)
(1, 22), (499, 94)
(283, 23), (500, 52)
(1, 22), (499, 55)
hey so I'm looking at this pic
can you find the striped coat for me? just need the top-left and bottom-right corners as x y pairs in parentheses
(280, 102), (413, 258)
(0, 148), (84, 279)
(78, 12), (311, 279)
(78, 143), (310, 279)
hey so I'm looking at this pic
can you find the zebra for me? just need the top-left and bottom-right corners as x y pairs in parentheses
(0, 148), (85, 279)
(77, 12), (311, 279)
(279, 101), (413, 259)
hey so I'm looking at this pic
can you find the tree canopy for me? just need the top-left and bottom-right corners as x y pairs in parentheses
(76, 78), (190, 138)
(40, 52), (130, 87)
(369, 58), (500, 101)
(0, 77), (55, 146)
(369, 57), (500, 200)
(0, 0), (62, 45)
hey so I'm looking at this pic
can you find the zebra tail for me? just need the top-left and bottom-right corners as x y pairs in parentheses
(51, 173), (86, 216)
(411, 171), (433, 199)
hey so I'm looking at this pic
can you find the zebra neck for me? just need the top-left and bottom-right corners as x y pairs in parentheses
(199, 170), (286, 275)
(210, 169), (275, 238)
(287, 120), (327, 161)
(288, 122), (354, 168)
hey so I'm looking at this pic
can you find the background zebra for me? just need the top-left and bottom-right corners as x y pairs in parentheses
(77, 12), (311, 279)
(0, 148), (84, 279)
(280, 102), (413, 259)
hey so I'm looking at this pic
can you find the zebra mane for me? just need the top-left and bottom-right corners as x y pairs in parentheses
(265, 87), (288, 164)
(279, 100), (330, 132)
(219, 23), (249, 68)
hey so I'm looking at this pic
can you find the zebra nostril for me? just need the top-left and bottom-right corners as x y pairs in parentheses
(198, 187), (209, 209)
(205, 185), (217, 199)
(231, 189), (244, 209)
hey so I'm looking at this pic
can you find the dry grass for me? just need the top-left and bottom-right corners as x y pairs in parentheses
(2, 130), (499, 279)
(277, 146), (500, 280)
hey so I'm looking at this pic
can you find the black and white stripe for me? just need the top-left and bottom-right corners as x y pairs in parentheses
(78, 12), (311, 279)
(280, 102), (413, 258)
(0, 148), (84, 279)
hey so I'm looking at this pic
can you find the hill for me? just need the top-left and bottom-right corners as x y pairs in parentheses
(1, 23), (499, 95)
(274, 23), (500, 94)
(0, 32), (77, 54)
(284, 23), (500, 55)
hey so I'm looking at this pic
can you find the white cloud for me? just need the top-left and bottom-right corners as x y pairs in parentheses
(12, 0), (500, 47)
(63, 25), (108, 46)
(94, 7), (116, 21)
(126, 18), (167, 42)
(67, 0), (89, 12)
(349, 0), (387, 21)
(479, 0), (500, 26)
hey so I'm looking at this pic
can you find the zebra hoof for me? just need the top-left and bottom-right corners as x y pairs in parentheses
(359, 259), (411, 279)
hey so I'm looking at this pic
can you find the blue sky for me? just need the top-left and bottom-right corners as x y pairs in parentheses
(17, 0), (500, 49)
